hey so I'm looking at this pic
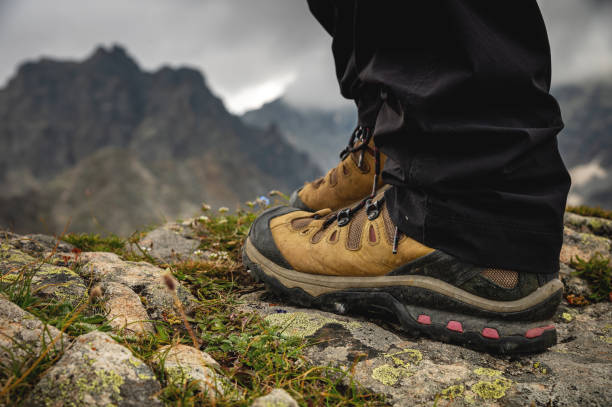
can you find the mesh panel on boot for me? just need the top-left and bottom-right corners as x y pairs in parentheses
(311, 228), (326, 244)
(481, 269), (519, 289)
(347, 209), (367, 250)
(291, 217), (314, 230)
(382, 206), (396, 245)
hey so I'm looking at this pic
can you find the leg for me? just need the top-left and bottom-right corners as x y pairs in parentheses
(309, 0), (571, 273)
(244, 0), (568, 354)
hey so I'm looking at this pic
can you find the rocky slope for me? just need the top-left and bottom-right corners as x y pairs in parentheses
(0, 45), (320, 235)
(243, 98), (356, 171)
(0, 207), (610, 406)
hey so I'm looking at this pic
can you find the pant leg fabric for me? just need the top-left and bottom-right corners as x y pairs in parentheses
(307, 0), (571, 273)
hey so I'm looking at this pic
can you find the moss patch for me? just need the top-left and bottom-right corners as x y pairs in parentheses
(264, 312), (360, 338)
(473, 367), (503, 377)
(567, 205), (612, 221)
(440, 384), (465, 400)
(371, 364), (407, 386)
(371, 348), (422, 386)
(471, 378), (513, 400)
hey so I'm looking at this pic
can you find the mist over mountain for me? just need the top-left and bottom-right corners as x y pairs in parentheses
(0, 45), (320, 235)
(554, 75), (612, 208)
(243, 99), (356, 171)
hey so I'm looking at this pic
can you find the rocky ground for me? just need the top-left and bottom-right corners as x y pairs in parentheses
(0, 207), (610, 406)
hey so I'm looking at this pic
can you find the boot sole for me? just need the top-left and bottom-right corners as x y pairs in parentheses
(243, 238), (562, 355)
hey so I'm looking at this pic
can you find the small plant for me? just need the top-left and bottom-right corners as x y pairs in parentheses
(62, 233), (125, 254)
(571, 253), (612, 302)
(566, 205), (612, 221)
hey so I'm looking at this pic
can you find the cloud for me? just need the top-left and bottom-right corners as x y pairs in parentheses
(539, 0), (612, 85)
(0, 0), (347, 113)
(1, 0), (611, 113)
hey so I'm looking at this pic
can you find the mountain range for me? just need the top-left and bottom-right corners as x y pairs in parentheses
(1, 45), (610, 236)
(0, 46), (320, 235)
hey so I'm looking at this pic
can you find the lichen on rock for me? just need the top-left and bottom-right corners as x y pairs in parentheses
(78, 252), (197, 321)
(471, 377), (513, 400)
(0, 244), (87, 305)
(153, 344), (231, 400)
(264, 311), (360, 338)
(0, 297), (66, 362)
(28, 331), (161, 406)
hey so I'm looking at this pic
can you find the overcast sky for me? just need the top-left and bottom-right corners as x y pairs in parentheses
(1, 0), (611, 114)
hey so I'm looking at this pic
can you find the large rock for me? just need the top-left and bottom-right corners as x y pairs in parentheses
(1, 231), (76, 256)
(559, 227), (611, 265)
(28, 331), (162, 407)
(136, 222), (206, 263)
(79, 252), (197, 321)
(240, 291), (612, 407)
(251, 388), (299, 407)
(0, 244), (87, 305)
(101, 282), (155, 335)
(0, 297), (66, 362)
(564, 212), (612, 239)
(154, 344), (231, 400)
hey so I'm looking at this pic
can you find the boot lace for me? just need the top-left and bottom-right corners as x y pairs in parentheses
(315, 194), (402, 254)
(339, 126), (382, 197)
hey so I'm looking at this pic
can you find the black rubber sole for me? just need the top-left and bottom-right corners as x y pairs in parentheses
(242, 246), (559, 355)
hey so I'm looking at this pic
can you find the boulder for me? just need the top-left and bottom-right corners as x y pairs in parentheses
(154, 344), (231, 400)
(0, 297), (66, 363)
(101, 282), (155, 334)
(0, 244), (87, 305)
(251, 388), (299, 407)
(79, 252), (197, 321)
(136, 222), (207, 263)
(28, 331), (162, 407)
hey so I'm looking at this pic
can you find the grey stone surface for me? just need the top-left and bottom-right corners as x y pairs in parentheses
(0, 244), (87, 305)
(79, 251), (197, 320)
(136, 222), (206, 263)
(0, 297), (66, 362)
(565, 212), (612, 239)
(560, 226), (611, 265)
(240, 291), (612, 407)
(251, 388), (299, 407)
(28, 331), (162, 407)
(101, 281), (155, 335)
(0, 230), (76, 255)
(154, 344), (231, 400)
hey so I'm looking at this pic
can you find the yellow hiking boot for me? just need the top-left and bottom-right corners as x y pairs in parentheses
(243, 191), (563, 354)
(289, 126), (386, 212)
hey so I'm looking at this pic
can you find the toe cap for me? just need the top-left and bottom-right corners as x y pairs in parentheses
(289, 188), (313, 212)
(248, 206), (300, 268)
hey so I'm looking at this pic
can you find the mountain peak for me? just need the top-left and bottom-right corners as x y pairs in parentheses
(84, 44), (140, 72)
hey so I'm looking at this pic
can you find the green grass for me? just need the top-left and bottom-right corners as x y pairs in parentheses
(1, 202), (386, 406)
(62, 232), (126, 254)
(570, 253), (612, 303)
(566, 205), (612, 220)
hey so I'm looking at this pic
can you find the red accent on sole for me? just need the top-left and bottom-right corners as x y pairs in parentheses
(417, 314), (431, 325)
(446, 320), (463, 333)
(482, 328), (500, 340)
(525, 324), (555, 339)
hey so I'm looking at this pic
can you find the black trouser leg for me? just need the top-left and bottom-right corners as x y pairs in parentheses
(308, 0), (571, 273)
